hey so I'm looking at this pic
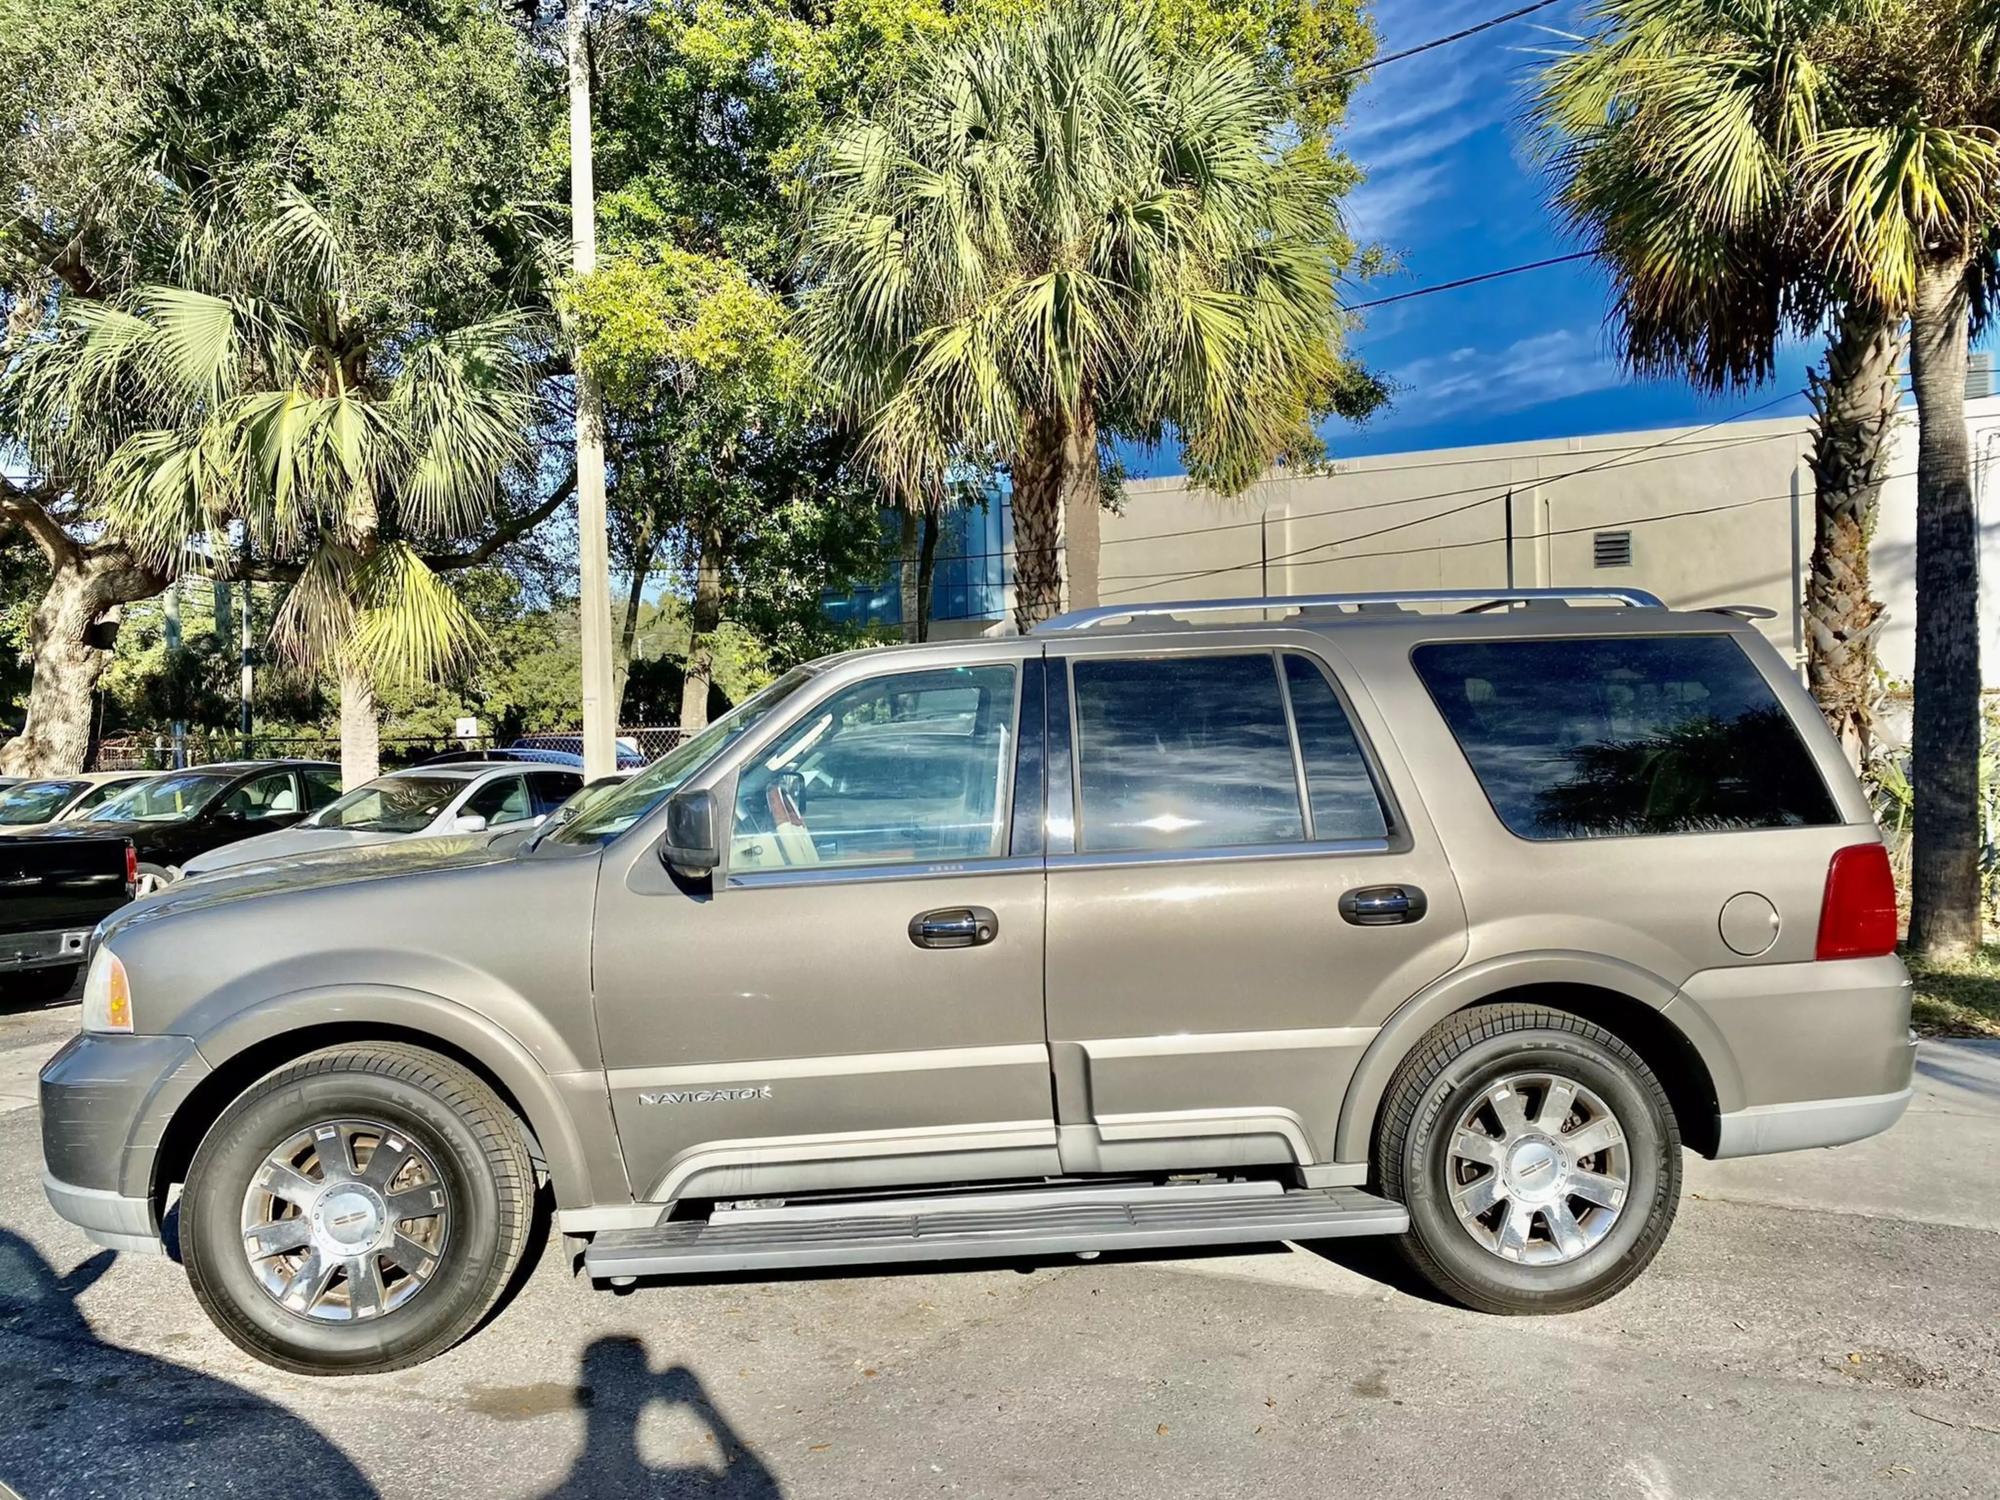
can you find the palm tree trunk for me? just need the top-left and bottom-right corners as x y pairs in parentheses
(1061, 403), (1100, 612)
(898, 507), (921, 644)
(679, 523), (724, 734)
(337, 659), (380, 787)
(1906, 254), (1982, 961)
(1804, 309), (1906, 764)
(1012, 410), (1068, 631)
(916, 501), (940, 642)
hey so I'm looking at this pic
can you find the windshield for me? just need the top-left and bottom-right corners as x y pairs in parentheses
(312, 775), (465, 833)
(551, 667), (818, 845)
(86, 772), (231, 822)
(0, 780), (81, 825)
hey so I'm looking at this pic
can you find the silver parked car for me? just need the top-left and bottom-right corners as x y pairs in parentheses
(40, 589), (1914, 1375)
(176, 763), (583, 880)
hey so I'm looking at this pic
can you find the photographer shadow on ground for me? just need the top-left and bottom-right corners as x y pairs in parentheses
(539, 1335), (782, 1500)
(0, 1228), (377, 1499)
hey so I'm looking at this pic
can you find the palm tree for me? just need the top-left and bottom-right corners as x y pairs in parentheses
(14, 187), (540, 784)
(1536, 0), (2000, 958)
(799, 4), (1377, 632)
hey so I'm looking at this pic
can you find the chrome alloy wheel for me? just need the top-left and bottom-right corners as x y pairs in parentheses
(1445, 1072), (1631, 1266)
(239, 1119), (452, 1322)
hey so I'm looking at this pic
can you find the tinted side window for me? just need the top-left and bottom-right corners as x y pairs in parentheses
(1282, 655), (1390, 841)
(530, 772), (584, 815)
(466, 775), (533, 826)
(1072, 654), (1303, 853)
(220, 771), (298, 820)
(304, 770), (343, 808)
(1413, 635), (1839, 840)
(1008, 662), (1045, 857)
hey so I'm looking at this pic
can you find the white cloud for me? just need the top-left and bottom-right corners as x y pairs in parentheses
(1373, 326), (1628, 428)
(1344, 160), (1454, 239)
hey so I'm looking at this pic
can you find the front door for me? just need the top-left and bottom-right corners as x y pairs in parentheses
(1042, 638), (1467, 1177)
(591, 650), (1057, 1206)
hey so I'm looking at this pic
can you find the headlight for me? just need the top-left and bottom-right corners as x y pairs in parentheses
(81, 947), (133, 1034)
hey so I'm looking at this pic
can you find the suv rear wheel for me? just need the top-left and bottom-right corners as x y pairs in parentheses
(182, 1043), (533, 1375)
(1375, 1003), (1681, 1314)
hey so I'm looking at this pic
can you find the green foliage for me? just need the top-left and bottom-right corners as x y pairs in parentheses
(1533, 0), (2000, 385)
(798, 3), (1383, 500)
(1, 0), (555, 322)
(9, 185), (547, 692)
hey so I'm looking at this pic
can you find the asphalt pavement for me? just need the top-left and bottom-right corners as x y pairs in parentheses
(0, 995), (1994, 1500)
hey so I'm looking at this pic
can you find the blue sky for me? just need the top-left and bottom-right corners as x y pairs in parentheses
(1125, 0), (1962, 473)
(1331, 0), (1819, 459)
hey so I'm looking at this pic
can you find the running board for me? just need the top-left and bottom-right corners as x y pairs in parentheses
(583, 1183), (1408, 1279)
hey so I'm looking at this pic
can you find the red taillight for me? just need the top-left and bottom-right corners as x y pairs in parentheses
(124, 842), (138, 890)
(1815, 843), (1898, 960)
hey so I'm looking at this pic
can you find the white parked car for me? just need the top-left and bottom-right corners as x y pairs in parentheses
(177, 762), (582, 880)
(0, 771), (159, 829)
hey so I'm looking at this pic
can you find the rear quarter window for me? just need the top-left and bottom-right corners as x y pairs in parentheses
(1412, 634), (1838, 840)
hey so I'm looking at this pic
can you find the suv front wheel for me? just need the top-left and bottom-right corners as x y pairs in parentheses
(1375, 1003), (1681, 1315)
(181, 1043), (533, 1375)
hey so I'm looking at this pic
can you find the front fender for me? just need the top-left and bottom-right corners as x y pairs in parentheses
(1331, 950), (1702, 1162)
(191, 984), (623, 1211)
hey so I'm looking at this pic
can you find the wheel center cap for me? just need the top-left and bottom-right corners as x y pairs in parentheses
(1503, 1139), (1565, 1202)
(312, 1185), (385, 1252)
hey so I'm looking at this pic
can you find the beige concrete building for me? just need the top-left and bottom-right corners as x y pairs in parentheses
(1081, 394), (2000, 687)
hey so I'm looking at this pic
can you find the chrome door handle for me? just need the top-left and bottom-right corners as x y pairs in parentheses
(1339, 885), (1427, 926)
(909, 906), (999, 949)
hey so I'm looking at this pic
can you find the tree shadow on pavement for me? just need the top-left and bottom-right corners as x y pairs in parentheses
(0, 1228), (377, 1500)
(539, 1336), (781, 1500)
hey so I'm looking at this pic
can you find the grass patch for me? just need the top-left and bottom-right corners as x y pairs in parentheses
(1906, 944), (2000, 1038)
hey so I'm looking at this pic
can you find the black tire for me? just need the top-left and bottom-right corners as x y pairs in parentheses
(1374, 1003), (1681, 1315)
(135, 862), (173, 896)
(182, 1043), (533, 1375)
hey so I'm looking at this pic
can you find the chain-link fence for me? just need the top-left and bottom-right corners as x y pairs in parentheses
(93, 725), (685, 774)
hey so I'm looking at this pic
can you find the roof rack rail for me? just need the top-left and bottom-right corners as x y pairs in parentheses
(1036, 587), (1667, 633)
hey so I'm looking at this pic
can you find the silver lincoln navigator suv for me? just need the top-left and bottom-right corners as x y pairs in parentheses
(40, 588), (1915, 1375)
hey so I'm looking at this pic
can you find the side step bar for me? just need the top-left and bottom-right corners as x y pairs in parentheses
(583, 1183), (1409, 1280)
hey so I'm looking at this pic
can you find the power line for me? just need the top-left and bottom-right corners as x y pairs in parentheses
(855, 399), (1817, 571)
(1334, 0), (1567, 80)
(1100, 387), (1810, 597)
(1348, 251), (1599, 311)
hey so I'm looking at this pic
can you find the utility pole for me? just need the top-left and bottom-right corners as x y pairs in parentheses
(238, 527), (254, 759)
(568, 0), (617, 783)
(163, 581), (186, 768)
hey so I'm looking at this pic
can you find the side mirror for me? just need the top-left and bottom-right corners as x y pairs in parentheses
(661, 787), (719, 875)
(452, 813), (489, 833)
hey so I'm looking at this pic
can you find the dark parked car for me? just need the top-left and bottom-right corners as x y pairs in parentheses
(510, 733), (648, 769)
(30, 761), (341, 893)
(1, 833), (135, 1002)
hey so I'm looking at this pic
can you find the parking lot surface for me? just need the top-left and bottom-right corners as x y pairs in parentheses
(0, 994), (1994, 1500)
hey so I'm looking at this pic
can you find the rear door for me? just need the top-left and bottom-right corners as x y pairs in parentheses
(1042, 635), (1468, 1178)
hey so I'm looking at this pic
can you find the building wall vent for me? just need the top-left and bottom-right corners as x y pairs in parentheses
(1593, 530), (1634, 569)
(1968, 351), (1997, 401)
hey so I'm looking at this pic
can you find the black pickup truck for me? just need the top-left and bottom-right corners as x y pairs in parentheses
(0, 834), (135, 1002)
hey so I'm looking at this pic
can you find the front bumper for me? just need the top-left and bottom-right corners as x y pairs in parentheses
(39, 1031), (210, 1252)
(41, 1170), (162, 1255)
